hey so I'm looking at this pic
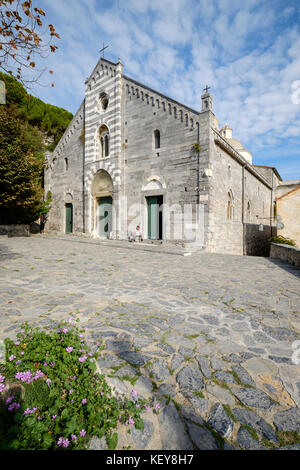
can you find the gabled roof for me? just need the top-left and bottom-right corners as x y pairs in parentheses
(253, 164), (282, 182)
(276, 184), (300, 200)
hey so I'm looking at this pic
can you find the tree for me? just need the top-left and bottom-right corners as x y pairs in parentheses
(0, 104), (48, 223)
(0, 0), (59, 85)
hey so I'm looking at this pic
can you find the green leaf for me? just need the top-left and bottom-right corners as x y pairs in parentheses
(42, 433), (53, 449)
(134, 418), (144, 431)
(107, 432), (118, 450)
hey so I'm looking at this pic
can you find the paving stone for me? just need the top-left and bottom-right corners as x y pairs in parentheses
(214, 371), (237, 384)
(232, 365), (255, 386)
(195, 355), (211, 379)
(158, 401), (193, 450)
(233, 408), (278, 443)
(243, 357), (278, 375)
(150, 360), (171, 381)
(211, 357), (228, 370)
(88, 436), (108, 450)
(114, 365), (138, 379)
(206, 384), (236, 406)
(98, 354), (125, 369)
(176, 364), (204, 391)
(180, 406), (206, 426)
(171, 354), (185, 371)
(130, 420), (154, 449)
(105, 340), (131, 353)
(118, 351), (151, 366)
(208, 403), (234, 439)
(273, 408), (300, 432)
(183, 392), (209, 412)
(132, 336), (153, 349)
(157, 343), (175, 354)
(233, 388), (275, 409)
(262, 326), (300, 342)
(277, 444), (300, 450)
(158, 383), (176, 398)
(186, 421), (219, 450)
(237, 427), (267, 450)
(179, 347), (194, 358)
(133, 376), (153, 398)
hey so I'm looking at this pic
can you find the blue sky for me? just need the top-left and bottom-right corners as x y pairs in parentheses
(30, 0), (300, 180)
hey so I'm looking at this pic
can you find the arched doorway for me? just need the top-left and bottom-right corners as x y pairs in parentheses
(91, 170), (113, 238)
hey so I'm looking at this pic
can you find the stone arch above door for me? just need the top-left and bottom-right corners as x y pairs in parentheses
(91, 169), (113, 198)
(142, 175), (166, 191)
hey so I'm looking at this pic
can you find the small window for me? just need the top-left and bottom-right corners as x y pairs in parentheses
(99, 92), (109, 110)
(227, 191), (234, 220)
(64, 158), (68, 171)
(154, 129), (160, 149)
(247, 201), (251, 222)
(99, 125), (109, 158)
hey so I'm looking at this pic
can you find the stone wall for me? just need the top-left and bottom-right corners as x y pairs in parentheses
(0, 225), (30, 237)
(270, 243), (300, 267)
(245, 224), (276, 257)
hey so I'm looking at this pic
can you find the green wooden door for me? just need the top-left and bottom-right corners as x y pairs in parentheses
(65, 203), (73, 234)
(98, 196), (112, 238)
(147, 196), (163, 240)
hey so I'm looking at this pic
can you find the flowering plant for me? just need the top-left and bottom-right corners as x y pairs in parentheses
(0, 316), (149, 450)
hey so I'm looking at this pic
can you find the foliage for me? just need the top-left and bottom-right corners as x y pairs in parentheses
(0, 104), (47, 223)
(0, 71), (73, 149)
(193, 142), (201, 153)
(268, 235), (297, 247)
(0, 316), (151, 450)
(0, 0), (59, 85)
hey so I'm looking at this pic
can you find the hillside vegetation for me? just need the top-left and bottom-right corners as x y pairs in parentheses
(0, 72), (73, 150)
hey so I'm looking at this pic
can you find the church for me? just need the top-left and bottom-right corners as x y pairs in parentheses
(44, 56), (281, 255)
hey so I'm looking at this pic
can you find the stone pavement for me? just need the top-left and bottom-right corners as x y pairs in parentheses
(0, 235), (300, 450)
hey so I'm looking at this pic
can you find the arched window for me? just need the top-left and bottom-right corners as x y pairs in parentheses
(99, 92), (109, 110)
(99, 125), (109, 158)
(154, 129), (160, 149)
(64, 158), (68, 171)
(227, 191), (234, 220)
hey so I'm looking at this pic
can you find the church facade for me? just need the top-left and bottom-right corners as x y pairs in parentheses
(44, 57), (280, 255)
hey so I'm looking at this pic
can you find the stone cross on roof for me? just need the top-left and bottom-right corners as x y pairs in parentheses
(99, 42), (108, 58)
(203, 85), (211, 93)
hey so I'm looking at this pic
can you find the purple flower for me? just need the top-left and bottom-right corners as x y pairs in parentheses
(81, 398), (87, 405)
(128, 417), (135, 426)
(66, 347), (73, 353)
(80, 429), (86, 437)
(50, 362), (55, 367)
(43, 362), (48, 367)
(34, 370), (44, 380)
(57, 437), (64, 447)
(20, 351), (24, 356)
(62, 438), (69, 448)
(8, 402), (20, 412)
(62, 328), (68, 333)
(131, 390), (137, 398)
(155, 403), (161, 410)
(16, 371), (33, 384)
(9, 355), (16, 361)
(15, 341), (20, 346)
(69, 389), (73, 395)
(52, 415), (57, 420)
(6, 395), (15, 405)
(78, 355), (87, 363)
(71, 434), (77, 442)
(46, 378), (51, 386)
(0, 374), (5, 383)
(15, 360), (21, 365)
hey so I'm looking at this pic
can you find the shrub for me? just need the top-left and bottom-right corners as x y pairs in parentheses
(268, 235), (297, 247)
(0, 316), (150, 450)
